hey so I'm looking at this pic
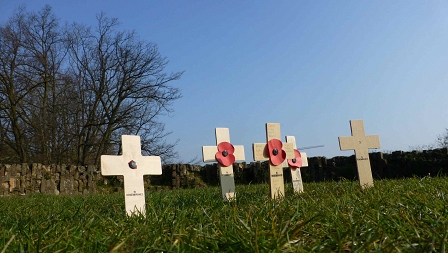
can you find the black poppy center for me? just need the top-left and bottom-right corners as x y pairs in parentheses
(222, 150), (228, 157)
(272, 148), (278, 156)
(292, 158), (296, 163)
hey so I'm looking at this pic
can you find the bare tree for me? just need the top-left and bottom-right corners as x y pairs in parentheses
(0, 6), (74, 164)
(0, 7), (182, 165)
(20, 6), (69, 163)
(436, 129), (448, 148)
(409, 128), (448, 152)
(0, 7), (32, 163)
(66, 13), (182, 165)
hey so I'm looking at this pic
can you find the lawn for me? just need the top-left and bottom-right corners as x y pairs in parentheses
(1, 177), (448, 252)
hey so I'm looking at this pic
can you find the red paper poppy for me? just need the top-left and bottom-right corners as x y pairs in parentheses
(267, 139), (286, 166)
(215, 142), (235, 167)
(288, 149), (302, 169)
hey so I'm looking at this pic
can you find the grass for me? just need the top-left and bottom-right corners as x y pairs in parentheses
(1, 177), (448, 252)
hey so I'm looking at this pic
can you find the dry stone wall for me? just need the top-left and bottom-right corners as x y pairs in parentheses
(1, 148), (448, 196)
(0, 164), (100, 196)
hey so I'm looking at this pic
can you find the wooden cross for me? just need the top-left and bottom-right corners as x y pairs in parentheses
(338, 120), (380, 188)
(253, 123), (294, 199)
(285, 136), (308, 194)
(202, 128), (245, 201)
(101, 135), (162, 216)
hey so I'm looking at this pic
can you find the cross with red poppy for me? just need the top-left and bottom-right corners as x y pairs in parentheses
(252, 123), (295, 199)
(202, 128), (245, 201)
(285, 136), (308, 194)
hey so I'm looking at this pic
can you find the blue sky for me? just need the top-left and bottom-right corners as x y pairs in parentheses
(1, 1), (448, 163)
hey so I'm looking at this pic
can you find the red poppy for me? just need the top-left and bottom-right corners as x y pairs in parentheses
(267, 139), (286, 166)
(288, 149), (302, 169)
(215, 142), (235, 167)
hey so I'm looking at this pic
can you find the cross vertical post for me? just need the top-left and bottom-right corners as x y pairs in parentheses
(253, 123), (294, 199)
(202, 128), (245, 201)
(285, 136), (308, 194)
(338, 120), (380, 188)
(101, 135), (162, 216)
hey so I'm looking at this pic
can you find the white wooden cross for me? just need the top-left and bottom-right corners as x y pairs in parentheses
(253, 123), (295, 199)
(101, 135), (162, 216)
(338, 120), (380, 189)
(202, 128), (245, 201)
(285, 136), (308, 194)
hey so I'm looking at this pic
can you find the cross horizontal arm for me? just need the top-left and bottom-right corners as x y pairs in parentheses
(365, 135), (381, 149)
(301, 152), (309, 167)
(203, 146), (217, 162)
(338, 136), (356, 151)
(253, 143), (269, 161)
(234, 146), (245, 161)
(101, 156), (125, 176)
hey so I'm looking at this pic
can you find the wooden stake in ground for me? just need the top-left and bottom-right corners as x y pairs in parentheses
(101, 135), (162, 216)
(202, 128), (245, 201)
(338, 120), (380, 188)
(285, 136), (308, 194)
(253, 123), (294, 199)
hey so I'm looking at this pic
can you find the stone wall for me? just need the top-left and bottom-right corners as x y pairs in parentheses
(1, 148), (448, 196)
(163, 148), (448, 188)
(0, 164), (100, 196)
(301, 148), (448, 182)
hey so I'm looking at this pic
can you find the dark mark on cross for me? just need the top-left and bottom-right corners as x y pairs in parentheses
(128, 160), (137, 169)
